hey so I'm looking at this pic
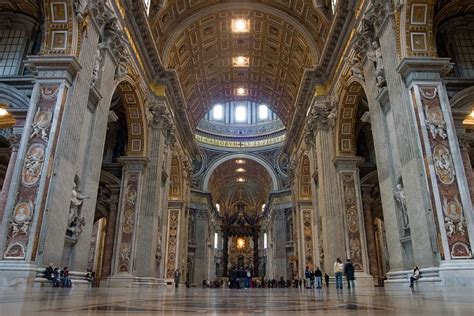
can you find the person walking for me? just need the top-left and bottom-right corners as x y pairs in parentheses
(409, 266), (421, 288)
(344, 259), (355, 289)
(324, 273), (330, 288)
(314, 267), (323, 289)
(334, 258), (344, 290)
(304, 266), (311, 289)
(173, 269), (180, 288)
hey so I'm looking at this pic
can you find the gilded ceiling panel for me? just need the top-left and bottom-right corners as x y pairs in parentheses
(0, 0), (39, 18)
(151, 1), (329, 128)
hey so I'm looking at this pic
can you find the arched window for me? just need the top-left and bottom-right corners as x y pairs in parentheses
(212, 104), (223, 120)
(143, 0), (151, 15)
(235, 105), (247, 122)
(331, 0), (338, 14)
(258, 104), (269, 121)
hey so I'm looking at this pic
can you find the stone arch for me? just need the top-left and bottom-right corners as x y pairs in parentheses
(335, 81), (366, 156)
(112, 77), (147, 156)
(202, 153), (279, 192)
(0, 83), (30, 110)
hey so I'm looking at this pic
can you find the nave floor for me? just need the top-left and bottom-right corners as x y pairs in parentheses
(0, 285), (472, 315)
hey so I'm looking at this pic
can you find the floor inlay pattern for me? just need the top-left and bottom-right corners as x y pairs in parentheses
(0, 287), (473, 315)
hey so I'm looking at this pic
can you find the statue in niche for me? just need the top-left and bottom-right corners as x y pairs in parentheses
(367, 40), (386, 88)
(155, 232), (162, 265)
(67, 179), (89, 236)
(67, 216), (86, 236)
(393, 183), (410, 231)
(91, 48), (103, 88)
(347, 57), (365, 81)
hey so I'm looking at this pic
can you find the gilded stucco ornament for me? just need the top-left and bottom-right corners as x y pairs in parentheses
(309, 97), (338, 131)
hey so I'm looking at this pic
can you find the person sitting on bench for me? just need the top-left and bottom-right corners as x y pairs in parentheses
(409, 266), (420, 288)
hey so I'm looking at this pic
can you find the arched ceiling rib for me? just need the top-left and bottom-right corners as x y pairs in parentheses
(208, 158), (272, 213)
(151, 1), (330, 128)
(0, 0), (40, 19)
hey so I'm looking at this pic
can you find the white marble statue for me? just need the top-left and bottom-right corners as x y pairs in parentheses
(393, 183), (409, 230)
(68, 182), (89, 228)
(368, 41), (386, 88)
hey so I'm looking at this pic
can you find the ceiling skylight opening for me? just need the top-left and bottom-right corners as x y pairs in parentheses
(235, 87), (248, 96)
(235, 105), (247, 122)
(331, 0), (338, 14)
(212, 104), (223, 120)
(233, 56), (249, 67)
(232, 19), (250, 33)
(236, 177), (246, 183)
(236, 168), (246, 173)
(143, 0), (151, 15)
(259, 104), (269, 120)
(235, 159), (246, 164)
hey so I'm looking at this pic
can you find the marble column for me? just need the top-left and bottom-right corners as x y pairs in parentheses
(360, 185), (379, 280)
(398, 58), (474, 285)
(353, 8), (440, 287)
(307, 97), (346, 274)
(0, 57), (79, 287)
(193, 209), (208, 284)
(101, 186), (120, 278)
(458, 136), (474, 203)
(222, 232), (229, 277)
(253, 232), (259, 276)
(334, 156), (373, 286)
(107, 157), (148, 287)
(157, 129), (174, 279)
(273, 209), (287, 279)
(133, 95), (167, 285)
(0, 135), (19, 221)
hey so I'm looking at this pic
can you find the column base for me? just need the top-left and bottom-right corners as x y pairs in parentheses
(0, 262), (37, 287)
(385, 262), (474, 290)
(385, 267), (442, 290)
(133, 277), (165, 288)
(105, 274), (165, 288)
(439, 260), (474, 288)
(0, 262), (91, 288)
(354, 272), (375, 287)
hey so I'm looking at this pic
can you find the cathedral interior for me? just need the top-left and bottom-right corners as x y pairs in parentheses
(0, 0), (474, 314)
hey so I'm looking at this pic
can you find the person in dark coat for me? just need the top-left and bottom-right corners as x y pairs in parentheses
(44, 263), (54, 281)
(344, 259), (355, 289)
(314, 267), (323, 289)
(324, 273), (330, 287)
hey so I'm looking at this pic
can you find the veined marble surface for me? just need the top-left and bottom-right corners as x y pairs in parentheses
(0, 286), (472, 315)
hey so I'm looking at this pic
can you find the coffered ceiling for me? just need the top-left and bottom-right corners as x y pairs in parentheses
(151, 1), (330, 128)
(0, 0), (39, 19)
(208, 158), (272, 213)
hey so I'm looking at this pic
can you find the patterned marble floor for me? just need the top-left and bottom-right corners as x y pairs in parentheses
(0, 286), (472, 315)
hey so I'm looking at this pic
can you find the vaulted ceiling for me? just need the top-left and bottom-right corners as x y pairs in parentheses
(208, 158), (272, 213)
(151, 1), (331, 128)
(0, 0), (39, 19)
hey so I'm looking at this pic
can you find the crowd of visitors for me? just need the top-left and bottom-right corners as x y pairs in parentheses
(44, 264), (72, 288)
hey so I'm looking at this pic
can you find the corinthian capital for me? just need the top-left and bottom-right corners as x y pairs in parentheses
(308, 97), (338, 132)
(147, 96), (168, 129)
